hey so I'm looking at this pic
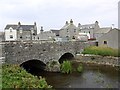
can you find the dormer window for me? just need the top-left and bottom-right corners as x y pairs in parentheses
(10, 29), (12, 32)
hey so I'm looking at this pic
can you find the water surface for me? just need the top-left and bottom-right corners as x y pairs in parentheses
(36, 63), (119, 88)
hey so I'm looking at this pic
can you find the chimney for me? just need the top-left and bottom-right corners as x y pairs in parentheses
(18, 22), (21, 27)
(66, 21), (68, 25)
(95, 21), (98, 25)
(70, 19), (73, 24)
(78, 23), (81, 27)
(34, 22), (36, 26)
(40, 26), (44, 33)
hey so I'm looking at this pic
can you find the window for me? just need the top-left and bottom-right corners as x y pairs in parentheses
(38, 37), (39, 40)
(10, 29), (12, 32)
(67, 29), (69, 32)
(74, 29), (76, 33)
(20, 30), (22, 33)
(66, 36), (69, 40)
(104, 41), (107, 44)
(10, 35), (13, 38)
(20, 36), (22, 39)
(72, 36), (75, 39)
(33, 33), (35, 35)
(96, 42), (98, 46)
(56, 34), (59, 36)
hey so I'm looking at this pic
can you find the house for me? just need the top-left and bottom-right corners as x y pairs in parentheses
(0, 32), (4, 42)
(94, 27), (112, 40)
(4, 22), (37, 41)
(77, 33), (89, 41)
(78, 21), (100, 39)
(50, 29), (60, 37)
(97, 28), (120, 49)
(34, 26), (56, 41)
(59, 19), (79, 40)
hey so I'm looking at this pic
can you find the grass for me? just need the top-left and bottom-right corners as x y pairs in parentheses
(60, 61), (84, 74)
(82, 46), (120, 57)
(2, 64), (52, 88)
(77, 63), (83, 73)
(60, 61), (72, 74)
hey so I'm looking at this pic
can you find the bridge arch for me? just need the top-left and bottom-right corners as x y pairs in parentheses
(58, 52), (74, 63)
(20, 59), (46, 75)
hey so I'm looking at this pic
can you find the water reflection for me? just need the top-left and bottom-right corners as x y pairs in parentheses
(36, 63), (119, 88)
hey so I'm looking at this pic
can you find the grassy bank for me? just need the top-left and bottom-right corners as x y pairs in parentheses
(2, 64), (52, 88)
(82, 46), (120, 57)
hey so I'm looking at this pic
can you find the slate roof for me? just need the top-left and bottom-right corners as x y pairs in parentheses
(80, 24), (95, 29)
(50, 30), (60, 36)
(81, 24), (95, 27)
(60, 23), (77, 30)
(5, 24), (34, 30)
(17, 25), (34, 30)
(5, 25), (18, 29)
(95, 27), (112, 34)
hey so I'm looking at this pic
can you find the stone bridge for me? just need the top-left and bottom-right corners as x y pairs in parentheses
(2, 41), (95, 71)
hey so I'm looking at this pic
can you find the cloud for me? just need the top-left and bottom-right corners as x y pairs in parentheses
(0, 0), (119, 31)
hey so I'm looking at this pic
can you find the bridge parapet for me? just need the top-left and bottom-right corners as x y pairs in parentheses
(3, 41), (96, 65)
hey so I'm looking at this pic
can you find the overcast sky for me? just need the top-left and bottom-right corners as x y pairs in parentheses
(0, 0), (119, 31)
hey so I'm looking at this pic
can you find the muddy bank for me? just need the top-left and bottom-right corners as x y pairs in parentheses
(75, 54), (119, 68)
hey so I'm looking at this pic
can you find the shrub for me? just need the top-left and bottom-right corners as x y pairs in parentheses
(60, 61), (72, 74)
(82, 46), (120, 57)
(2, 64), (52, 88)
(77, 63), (83, 73)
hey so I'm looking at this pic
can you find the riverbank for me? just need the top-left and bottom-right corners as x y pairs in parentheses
(75, 54), (120, 69)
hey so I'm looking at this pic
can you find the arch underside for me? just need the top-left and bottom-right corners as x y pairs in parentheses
(59, 52), (74, 63)
(20, 59), (46, 75)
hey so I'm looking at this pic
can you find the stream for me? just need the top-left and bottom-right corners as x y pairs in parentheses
(35, 63), (120, 88)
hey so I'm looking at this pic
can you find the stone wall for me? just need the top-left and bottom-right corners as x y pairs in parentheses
(75, 54), (119, 67)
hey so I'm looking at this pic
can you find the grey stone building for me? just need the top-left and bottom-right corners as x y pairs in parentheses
(98, 29), (120, 49)
(59, 19), (79, 40)
(50, 29), (60, 37)
(34, 27), (56, 41)
(4, 22), (37, 41)
(78, 21), (100, 39)
(94, 27), (112, 40)
(0, 32), (4, 42)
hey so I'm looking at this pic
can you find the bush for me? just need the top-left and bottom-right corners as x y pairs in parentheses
(2, 64), (52, 88)
(77, 63), (83, 73)
(60, 61), (72, 74)
(82, 46), (120, 57)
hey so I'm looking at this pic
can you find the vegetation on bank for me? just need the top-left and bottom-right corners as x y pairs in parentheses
(60, 61), (83, 74)
(2, 64), (52, 88)
(82, 46), (120, 57)
(60, 61), (72, 74)
(77, 63), (83, 73)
